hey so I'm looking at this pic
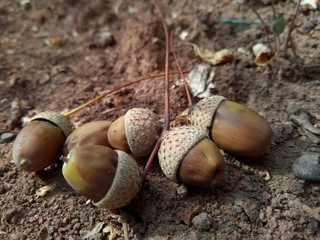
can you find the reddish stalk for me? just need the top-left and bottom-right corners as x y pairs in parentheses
(283, 0), (301, 55)
(143, 0), (171, 178)
(170, 31), (193, 109)
(63, 71), (186, 117)
(152, 0), (170, 131)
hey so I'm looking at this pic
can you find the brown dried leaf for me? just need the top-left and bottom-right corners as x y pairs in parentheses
(235, 198), (259, 224)
(302, 205), (320, 221)
(47, 36), (64, 46)
(103, 226), (122, 240)
(186, 205), (201, 226)
(190, 43), (234, 65)
(82, 222), (104, 239)
(252, 43), (275, 66)
(299, 0), (318, 10)
(35, 183), (56, 197)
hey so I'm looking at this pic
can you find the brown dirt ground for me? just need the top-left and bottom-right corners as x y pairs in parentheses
(0, 0), (320, 239)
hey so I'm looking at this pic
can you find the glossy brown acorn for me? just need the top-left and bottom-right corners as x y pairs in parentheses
(64, 120), (113, 154)
(189, 96), (272, 157)
(62, 145), (141, 209)
(108, 108), (162, 157)
(12, 112), (73, 172)
(158, 126), (226, 188)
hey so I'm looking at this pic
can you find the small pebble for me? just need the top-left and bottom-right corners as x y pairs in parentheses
(292, 152), (320, 181)
(191, 212), (212, 231)
(0, 132), (15, 143)
(176, 184), (188, 197)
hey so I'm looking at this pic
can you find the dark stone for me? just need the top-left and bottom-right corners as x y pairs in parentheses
(292, 152), (320, 181)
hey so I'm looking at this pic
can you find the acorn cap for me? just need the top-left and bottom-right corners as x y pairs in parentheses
(189, 96), (225, 132)
(31, 111), (73, 138)
(125, 108), (162, 157)
(158, 126), (208, 182)
(94, 150), (141, 210)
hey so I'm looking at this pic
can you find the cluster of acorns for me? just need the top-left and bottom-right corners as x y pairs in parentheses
(11, 95), (272, 210)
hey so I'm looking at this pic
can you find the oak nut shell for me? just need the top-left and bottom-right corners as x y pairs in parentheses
(189, 95), (225, 131)
(108, 108), (162, 157)
(31, 111), (73, 137)
(64, 120), (112, 154)
(62, 145), (141, 210)
(190, 96), (272, 157)
(158, 126), (207, 182)
(12, 111), (72, 172)
(94, 150), (141, 209)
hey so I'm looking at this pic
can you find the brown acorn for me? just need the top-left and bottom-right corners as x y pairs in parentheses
(189, 96), (272, 157)
(108, 108), (162, 157)
(64, 120), (113, 154)
(158, 126), (226, 188)
(62, 145), (141, 209)
(12, 111), (73, 172)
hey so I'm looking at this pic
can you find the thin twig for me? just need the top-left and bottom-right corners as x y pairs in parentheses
(170, 31), (193, 109)
(63, 71), (186, 117)
(283, 0), (301, 55)
(152, 0), (170, 131)
(142, 0), (170, 179)
(271, 0), (281, 52)
(122, 222), (129, 240)
(245, 3), (272, 49)
(142, 128), (165, 178)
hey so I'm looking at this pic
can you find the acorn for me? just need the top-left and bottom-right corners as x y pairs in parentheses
(12, 111), (73, 172)
(64, 120), (113, 154)
(158, 126), (226, 188)
(62, 145), (141, 209)
(108, 108), (162, 157)
(189, 96), (272, 157)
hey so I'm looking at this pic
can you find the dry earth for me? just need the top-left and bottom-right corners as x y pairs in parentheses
(0, 0), (319, 239)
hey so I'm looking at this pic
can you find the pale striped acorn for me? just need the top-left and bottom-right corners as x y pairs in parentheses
(158, 126), (226, 188)
(107, 108), (162, 157)
(189, 96), (272, 157)
(62, 145), (141, 210)
(64, 120), (113, 155)
(12, 111), (73, 172)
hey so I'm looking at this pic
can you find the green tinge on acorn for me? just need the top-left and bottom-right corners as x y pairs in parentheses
(62, 145), (142, 209)
(62, 145), (118, 202)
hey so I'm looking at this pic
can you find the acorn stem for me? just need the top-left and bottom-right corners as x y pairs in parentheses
(142, 128), (165, 179)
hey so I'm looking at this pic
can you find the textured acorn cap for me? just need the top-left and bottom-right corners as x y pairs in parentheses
(158, 126), (208, 182)
(189, 96), (225, 132)
(94, 150), (141, 210)
(31, 111), (73, 137)
(125, 108), (162, 157)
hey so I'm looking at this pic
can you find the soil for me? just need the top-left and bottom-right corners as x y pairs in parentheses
(0, 0), (319, 239)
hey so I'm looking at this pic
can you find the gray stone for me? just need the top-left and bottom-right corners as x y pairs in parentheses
(0, 132), (15, 143)
(292, 152), (320, 181)
(191, 212), (212, 231)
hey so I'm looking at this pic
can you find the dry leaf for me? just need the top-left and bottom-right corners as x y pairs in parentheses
(300, 0), (318, 10)
(302, 205), (320, 221)
(46, 36), (64, 46)
(252, 43), (275, 66)
(35, 183), (56, 197)
(235, 198), (259, 224)
(82, 222), (104, 239)
(187, 64), (216, 98)
(190, 43), (234, 65)
(187, 205), (201, 226)
(103, 226), (122, 240)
